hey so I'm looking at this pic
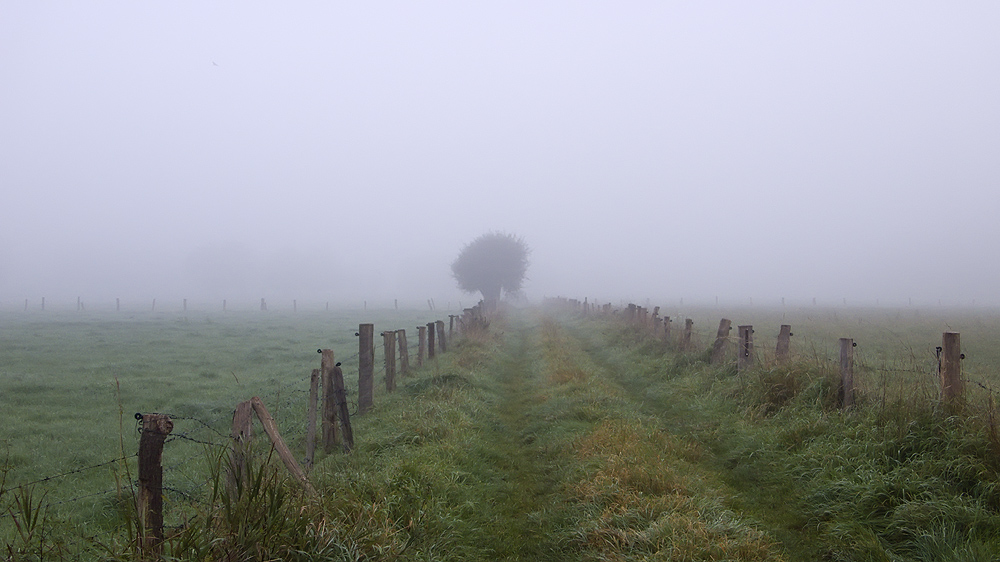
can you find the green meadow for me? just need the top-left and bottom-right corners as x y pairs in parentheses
(2, 304), (999, 560)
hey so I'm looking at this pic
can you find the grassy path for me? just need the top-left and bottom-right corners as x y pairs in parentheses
(559, 316), (817, 560)
(475, 321), (579, 560)
(424, 312), (787, 560)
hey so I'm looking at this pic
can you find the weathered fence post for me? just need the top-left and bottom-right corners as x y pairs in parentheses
(138, 413), (173, 556)
(776, 325), (792, 363)
(737, 325), (754, 372)
(417, 325), (427, 367)
(711, 319), (732, 364)
(228, 400), (253, 495)
(940, 331), (963, 407)
(397, 329), (409, 376)
(436, 320), (447, 353)
(683, 319), (694, 351)
(321, 349), (338, 451)
(663, 316), (671, 342)
(383, 330), (397, 391)
(427, 322), (436, 359)
(332, 364), (354, 452)
(304, 368), (320, 469)
(839, 338), (855, 409)
(358, 324), (374, 414)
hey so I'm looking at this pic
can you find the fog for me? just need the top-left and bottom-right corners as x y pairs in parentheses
(3, 2), (999, 310)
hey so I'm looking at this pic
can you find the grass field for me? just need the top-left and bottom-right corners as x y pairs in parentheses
(2, 304), (1000, 560)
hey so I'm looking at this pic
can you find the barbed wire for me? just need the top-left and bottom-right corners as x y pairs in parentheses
(2, 455), (134, 493)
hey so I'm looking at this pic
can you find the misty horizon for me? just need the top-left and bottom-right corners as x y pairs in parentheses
(3, 3), (998, 309)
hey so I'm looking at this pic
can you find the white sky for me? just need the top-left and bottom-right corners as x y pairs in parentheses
(2, 2), (998, 308)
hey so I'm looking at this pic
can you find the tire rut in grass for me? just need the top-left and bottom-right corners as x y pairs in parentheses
(476, 322), (576, 560)
(560, 318), (818, 561)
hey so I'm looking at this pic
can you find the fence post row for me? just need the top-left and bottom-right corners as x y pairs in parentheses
(138, 413), (173, 556)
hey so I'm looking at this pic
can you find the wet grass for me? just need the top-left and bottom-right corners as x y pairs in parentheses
(4, 305), (1000, 559)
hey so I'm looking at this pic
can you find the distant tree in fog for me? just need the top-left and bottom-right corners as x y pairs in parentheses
(451, 232), (530, 305)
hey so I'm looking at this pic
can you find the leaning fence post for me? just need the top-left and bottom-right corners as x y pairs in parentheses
(711, 319), (732, 364)
(358, 324), (374, 414)
(249, 397), (316, 495)
(332, 364), (354, 452)
(776, 325), (792, 363)
(940, 331), (963, 407)
(138, 413), (173, 556)
(839, 338), (855, 409)
(321, 349), (338, 451)
(737, 325), (754, 372)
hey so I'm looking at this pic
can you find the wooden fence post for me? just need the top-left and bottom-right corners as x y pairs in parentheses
(436, 320), (447, 353)
(417, 325), (427, 367)
(383, 330), (397, 392)
(397, 329), (409, 376)
(663, 316), (671, 342)
(321, 349), (338, 451)
(737, 325), (754, 373)
(839, 338), (855, 409)
(228, 400), (253, 495)
(683, 319), (693, 351)
(138, 413), (173, 556)
(304, 368), (320, 469)
(358, 324), (374, 414)
(332, 364), (354, 452)
(776, 325), (792, 363)
(427, 322), (436, 359)
(711, 319), (732, 364)
(940, 331), (963, 407)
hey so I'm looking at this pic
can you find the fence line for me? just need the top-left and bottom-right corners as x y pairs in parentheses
(1, 303), (486, 553)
